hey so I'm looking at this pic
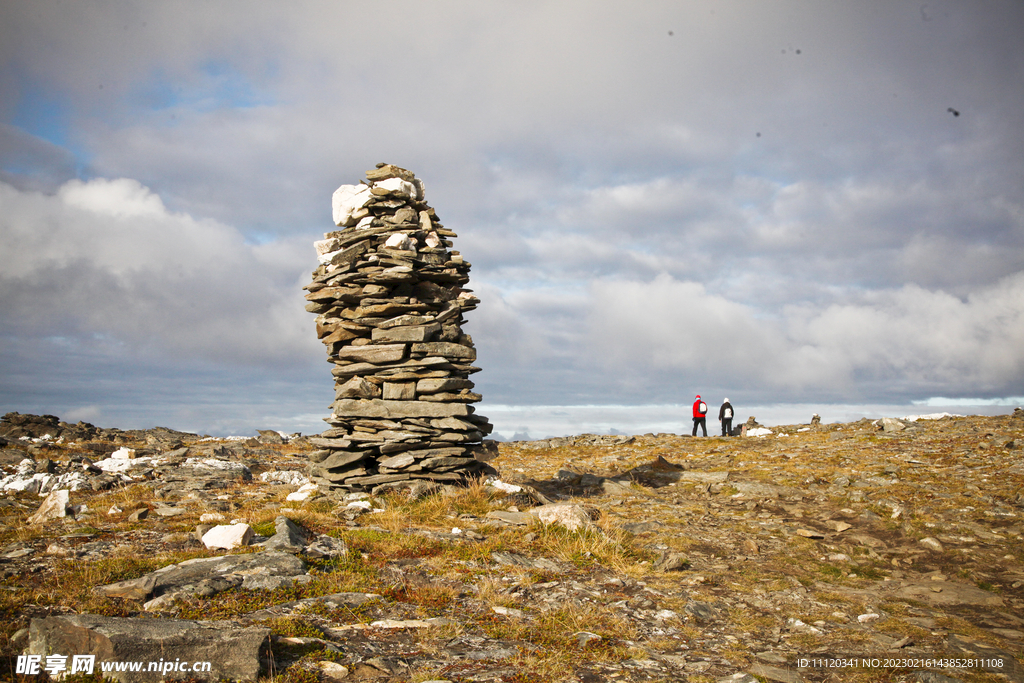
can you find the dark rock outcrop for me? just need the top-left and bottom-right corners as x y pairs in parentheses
(27, 614), (269, 682)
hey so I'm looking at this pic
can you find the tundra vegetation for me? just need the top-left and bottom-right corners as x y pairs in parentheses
(0, 410), (1022, 682)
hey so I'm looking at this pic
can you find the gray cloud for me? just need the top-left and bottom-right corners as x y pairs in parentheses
(0, 124), (78, 192)
(1, 1), (1022, 435)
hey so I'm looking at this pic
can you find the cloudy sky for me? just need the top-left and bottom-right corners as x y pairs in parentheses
(1, 1), (1022, 439)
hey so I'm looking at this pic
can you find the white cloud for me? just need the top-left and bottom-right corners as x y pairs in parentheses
(60, 177), (168, 218)
(588, 274), (777, 374)
(577, 271), (1024, 400)
(791, 275), (1024, 391)
(0, 178), (318, 365)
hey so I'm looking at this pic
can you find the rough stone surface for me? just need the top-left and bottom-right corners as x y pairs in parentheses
(97, 551), (308, 603)
(27, 614), (269, 682)
(530, 503), (597, 532)
(261, 515), (309, 552)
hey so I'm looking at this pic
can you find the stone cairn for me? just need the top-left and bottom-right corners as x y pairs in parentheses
(303, 164), (494, 492)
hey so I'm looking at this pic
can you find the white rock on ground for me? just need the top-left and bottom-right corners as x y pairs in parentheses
(902, 412), (963, 421)
(315, 661), (350, 681)
(28, 489), (70, 525)
(0, 460), (36, 491)
(259, 471), (310, 486)
(202, 523), (255, 549)
(489, 480), (523, 494)
(94, 456), (152, 473)
(530, 503), (597, 532)
(0, 461), (89, 494)
(286, 482), (320, 502)
(181, 458), (251, 474)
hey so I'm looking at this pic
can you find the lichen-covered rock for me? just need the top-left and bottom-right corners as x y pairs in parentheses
(530, 503), (598, 532)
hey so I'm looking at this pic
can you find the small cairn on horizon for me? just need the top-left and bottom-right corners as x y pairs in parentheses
(302, 164), (495, 492)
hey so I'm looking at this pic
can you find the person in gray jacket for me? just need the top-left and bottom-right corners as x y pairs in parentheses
(719, 398), (734, 436)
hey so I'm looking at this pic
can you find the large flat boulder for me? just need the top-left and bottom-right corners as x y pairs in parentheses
(27, 614), (269, 682)
(96, 551), (307, 603)
(895, 580), (1005, 607)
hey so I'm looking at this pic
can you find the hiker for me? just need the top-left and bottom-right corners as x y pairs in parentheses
(692, 395), (708, 436)
(719, 398), (734, 436)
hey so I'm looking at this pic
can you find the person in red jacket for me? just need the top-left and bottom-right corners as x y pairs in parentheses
(692, 395), (708, 436)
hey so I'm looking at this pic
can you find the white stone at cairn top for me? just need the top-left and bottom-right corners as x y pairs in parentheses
(331, 184), (372, 227)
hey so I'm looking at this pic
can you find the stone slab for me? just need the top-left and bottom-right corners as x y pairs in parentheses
(307, 437), (354, 449)
(331, 357), (451, 378)
(378, 314), (436, 329)
(417, 377), (474, 393)
(336, 344), (407, 364)
(371, 323), (440, 343)
(383, 382), (417, 400)
(331, 400), (469, 419)
(27, 614), (269, 682)
(320, 450), (371, 470)
(410, 342), (476, 360)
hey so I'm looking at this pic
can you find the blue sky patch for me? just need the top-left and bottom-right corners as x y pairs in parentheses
(12, 87), (71, 148)
(130, 61), (274, 116)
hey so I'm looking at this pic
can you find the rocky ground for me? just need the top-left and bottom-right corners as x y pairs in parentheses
(1, 410), (1023, 683)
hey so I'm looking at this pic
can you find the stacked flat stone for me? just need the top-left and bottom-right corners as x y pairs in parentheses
(303, 164), (494, 492)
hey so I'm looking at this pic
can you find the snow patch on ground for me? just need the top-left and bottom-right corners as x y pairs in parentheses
(0, 460), (89, 493)
(489, 480), (523, 494)
(181, 458), (251, 474)
(260, 471), (310, 486)
(901, 412), (964, 422)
